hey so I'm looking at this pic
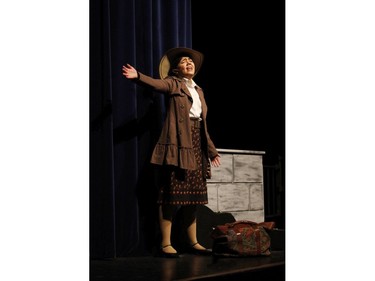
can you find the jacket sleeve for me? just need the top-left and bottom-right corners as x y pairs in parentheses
(206, 133), (219, 160)
(135, 72), (172, 93)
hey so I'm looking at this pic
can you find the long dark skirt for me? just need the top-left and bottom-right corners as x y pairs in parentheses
(157, 125), (210, 205)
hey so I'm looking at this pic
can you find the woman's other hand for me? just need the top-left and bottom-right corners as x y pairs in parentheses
(210, 155), (221, 168)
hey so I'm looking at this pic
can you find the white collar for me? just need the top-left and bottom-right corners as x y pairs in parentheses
(183, 77), (196, 88)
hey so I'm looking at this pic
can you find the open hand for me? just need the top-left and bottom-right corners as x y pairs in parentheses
(122, 64), (138, 79)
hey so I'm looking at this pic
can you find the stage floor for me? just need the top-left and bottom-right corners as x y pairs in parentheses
(90, 250), (285, 281)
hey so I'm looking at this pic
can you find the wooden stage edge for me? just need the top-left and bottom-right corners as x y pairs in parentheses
(90, 250), (285, 281)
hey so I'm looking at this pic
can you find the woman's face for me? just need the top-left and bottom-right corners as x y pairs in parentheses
(176, 56), (195, 79)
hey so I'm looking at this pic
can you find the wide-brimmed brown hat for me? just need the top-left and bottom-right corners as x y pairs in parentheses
(159, 47), (204, 79)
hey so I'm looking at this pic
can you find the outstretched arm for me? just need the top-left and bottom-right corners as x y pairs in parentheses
(122, 64), (138, 80)
(121, 63), (171, 93)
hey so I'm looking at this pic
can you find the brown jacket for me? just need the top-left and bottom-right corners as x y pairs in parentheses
(136, 72), (219, 172)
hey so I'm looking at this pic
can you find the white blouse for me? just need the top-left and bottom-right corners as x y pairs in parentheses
(184, 78), (202, 119)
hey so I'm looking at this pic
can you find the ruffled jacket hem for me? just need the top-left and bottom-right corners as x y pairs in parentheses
(150, 143), (198, 170)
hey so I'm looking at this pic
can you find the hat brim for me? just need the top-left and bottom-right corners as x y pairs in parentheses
(159, 47), (204, 79)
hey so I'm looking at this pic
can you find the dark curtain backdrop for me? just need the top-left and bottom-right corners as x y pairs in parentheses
(90, 0), (192, 258)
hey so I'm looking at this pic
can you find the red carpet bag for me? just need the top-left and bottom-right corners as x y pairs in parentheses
(211, 220), (275, 257)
